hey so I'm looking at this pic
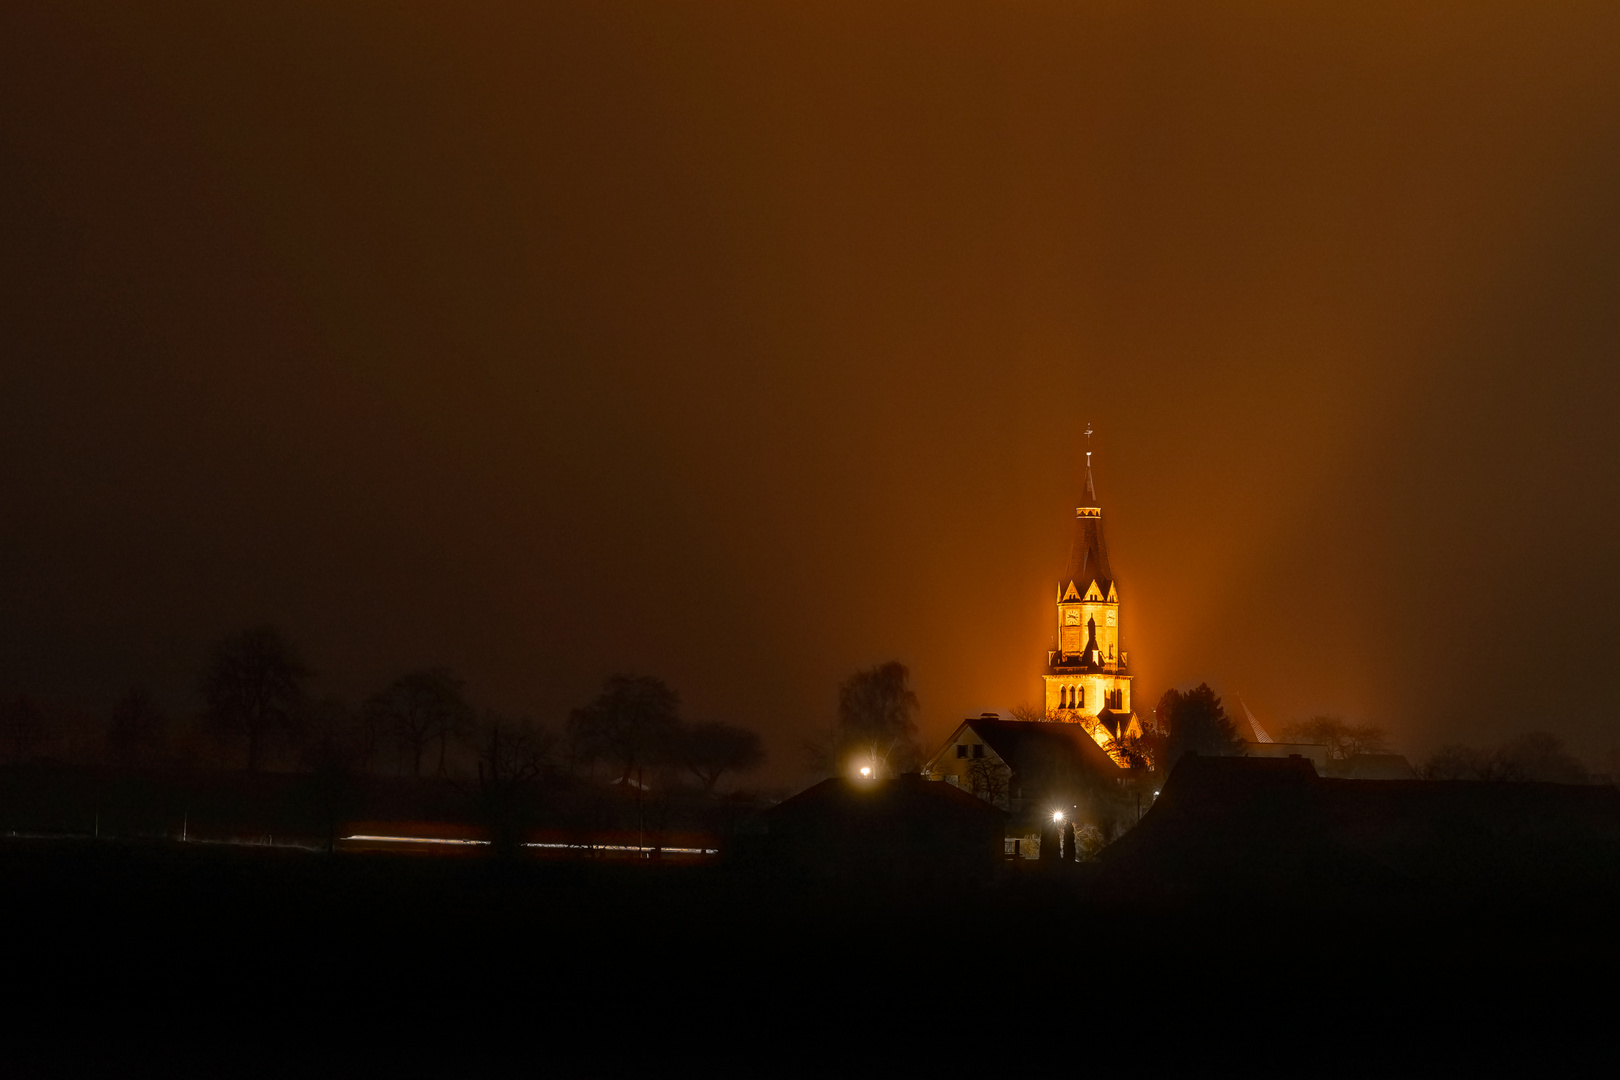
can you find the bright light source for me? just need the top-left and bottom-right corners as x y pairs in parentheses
(1052, 810), (1064, 822)
(859, 766), (871, 777)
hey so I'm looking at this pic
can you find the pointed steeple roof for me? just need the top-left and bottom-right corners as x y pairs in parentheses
(1061, 426), (1114, 598)
(1238, 696), (1274, 743)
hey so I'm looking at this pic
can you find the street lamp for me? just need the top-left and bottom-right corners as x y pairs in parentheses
(859, 766), (871, 778)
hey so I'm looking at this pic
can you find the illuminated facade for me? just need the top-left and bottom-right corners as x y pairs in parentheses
(1042, 444), (1143, 767)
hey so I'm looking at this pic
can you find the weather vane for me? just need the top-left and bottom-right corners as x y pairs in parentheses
(1085, 423), (1093, 466)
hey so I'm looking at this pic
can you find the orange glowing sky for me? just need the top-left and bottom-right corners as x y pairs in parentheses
(3, 2), (1619, 779)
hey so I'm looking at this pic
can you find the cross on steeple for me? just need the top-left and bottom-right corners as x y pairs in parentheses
(1080, 424), (1098, 509)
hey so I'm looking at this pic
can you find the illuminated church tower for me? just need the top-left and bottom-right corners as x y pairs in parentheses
(1042, 430), (1143, 766)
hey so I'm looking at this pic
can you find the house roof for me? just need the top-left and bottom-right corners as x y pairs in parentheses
(1333, 754), (1418, 780)
(928, 717), (1124, 781)
(1096, 751), (1620, 902)
(766, 774), (1004, 821)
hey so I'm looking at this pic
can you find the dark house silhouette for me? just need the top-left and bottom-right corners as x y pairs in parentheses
(926, 716), (1124, 800)
(1099, 752), (1620, 905)
(924, 715), (1135, 855)
(761, 774), (1005, 884)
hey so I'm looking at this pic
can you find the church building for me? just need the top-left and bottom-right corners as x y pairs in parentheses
(922, 436), (1148, 823)
(1042, 440), (1145, 766)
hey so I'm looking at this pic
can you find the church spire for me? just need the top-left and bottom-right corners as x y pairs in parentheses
(1062, 423), (1113, 598)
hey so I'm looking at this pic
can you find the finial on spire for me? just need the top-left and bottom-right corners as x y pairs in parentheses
(1078, 423), (1099, 512)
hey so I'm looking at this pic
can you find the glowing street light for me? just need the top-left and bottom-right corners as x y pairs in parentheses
(859, 766), (871, 778)
(1052, 810), (1064, 822)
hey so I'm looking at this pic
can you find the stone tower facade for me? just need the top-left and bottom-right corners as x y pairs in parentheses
(1041, 445), (1142, 766)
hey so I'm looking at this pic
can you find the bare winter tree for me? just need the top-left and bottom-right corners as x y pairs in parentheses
(680, 720), (765, 792)
(472, 713), (554, 858)
(106, 685), (165, 767)
(566, 674), (681, 784)
(967, 756), (1011, 809)
(366, 668), (473, 777)
(1279, 715), (1389, 760)
(199, 626), (310, 772)
(1418, 744), (1490, 780)
(804, 661), (921, 778)
(1420, 732), (1587, 783)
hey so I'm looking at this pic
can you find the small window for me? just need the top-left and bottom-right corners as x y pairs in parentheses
(955, 745), (968, 759)
(972, 744), (984, 759)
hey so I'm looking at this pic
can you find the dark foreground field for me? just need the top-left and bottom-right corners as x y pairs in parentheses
(4, 834), (1615, 1070)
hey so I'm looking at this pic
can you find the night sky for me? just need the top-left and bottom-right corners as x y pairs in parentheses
(3, 3), (1619, 779)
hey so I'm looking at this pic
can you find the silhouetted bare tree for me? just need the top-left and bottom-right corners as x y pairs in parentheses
(296, 702), (364, 852)
(806, 661), (921, 778)
(1497, 731), (1588, 783)
(106, 685), (166, 768)
(366, 668), (473, 777)
(1419, 743), (1490, 780)
(967, 756), (1011, 809)
(297, 695), (378, 774)
(472, 713), (554, 858)
(566, 674), (681, 784)
(1421, 732), (1587, 783)
(199, 626), (310, 772)
(680, 720), (764, 792)
(1279, 715), (1389, 760)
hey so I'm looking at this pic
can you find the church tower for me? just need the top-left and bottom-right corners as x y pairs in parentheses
(1041, 431), (1142, 766)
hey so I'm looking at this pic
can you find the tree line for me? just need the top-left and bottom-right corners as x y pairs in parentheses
(1130, 682), (1604, 783)
(0, 625), (766, 795)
